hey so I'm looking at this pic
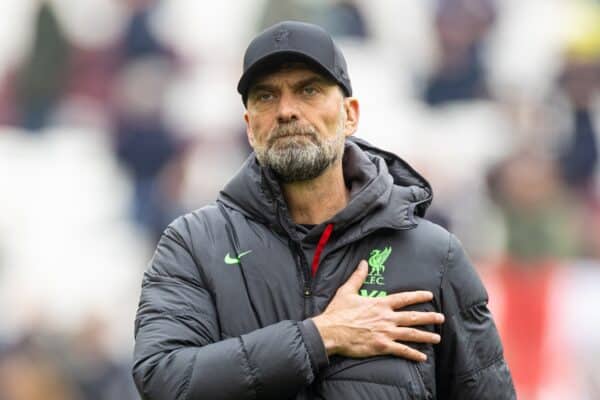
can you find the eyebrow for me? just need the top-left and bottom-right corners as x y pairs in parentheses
(292, 76), (333, 91)
(249, 75), (334, 95)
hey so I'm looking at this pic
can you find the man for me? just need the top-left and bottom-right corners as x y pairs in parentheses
(133, 21), (515, 399)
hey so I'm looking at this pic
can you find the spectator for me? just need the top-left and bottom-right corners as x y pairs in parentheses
(0, 332), (77, 400)
(14, 2), (70, 131)
(487, 150), (582, 262)
(259, 0), (368, 39)
(112, 56), (182, 240)
(555, 22), (600, 193)
(112, 0), (184, 240)
(424, 0), (496, 105)
(67, 315), (138, 400)
(317, 0), (369, 39)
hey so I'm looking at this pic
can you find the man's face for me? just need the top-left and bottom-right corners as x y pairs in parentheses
(244, 65), (358, 182)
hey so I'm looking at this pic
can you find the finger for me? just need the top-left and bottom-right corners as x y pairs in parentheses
(393, 311), (445, 327)
(385, 291), (434, 309)
(389, 327), (441, 344)
(386, 341), (428, 362)
(340, 260), (369, 293)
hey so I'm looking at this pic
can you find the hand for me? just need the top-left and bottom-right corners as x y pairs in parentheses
(311, 260), (444, 362)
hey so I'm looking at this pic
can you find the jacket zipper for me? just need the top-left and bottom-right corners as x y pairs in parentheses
(286, 237), (313, 319)
(292, 223), (334, 318)
(293, 246), (313, 318)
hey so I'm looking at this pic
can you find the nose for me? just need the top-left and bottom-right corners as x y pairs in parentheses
(276, 91), (299, 124)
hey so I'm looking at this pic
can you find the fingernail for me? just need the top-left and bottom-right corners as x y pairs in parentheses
(420, 291), (433, 300)
(437, 314), (445, 323)
(420, 354), (427, 362)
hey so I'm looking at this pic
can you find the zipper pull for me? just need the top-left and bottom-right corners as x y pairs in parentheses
(303, 286), (312, 297)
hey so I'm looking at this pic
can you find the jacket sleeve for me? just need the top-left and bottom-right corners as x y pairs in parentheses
(132, 225), (328, 400)
(436, 233), (516, 399)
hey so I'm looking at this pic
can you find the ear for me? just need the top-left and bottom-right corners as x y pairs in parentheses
(244, 111), (255, 147)
(343, 97), (360, 137)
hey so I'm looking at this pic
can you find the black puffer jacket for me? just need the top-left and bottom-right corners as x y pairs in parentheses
(133, 137), (515, 399)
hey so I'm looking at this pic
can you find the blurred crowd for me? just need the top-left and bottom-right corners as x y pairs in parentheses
(1, 0), (600, 399)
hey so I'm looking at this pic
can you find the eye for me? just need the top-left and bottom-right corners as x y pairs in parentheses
(302, 85), (318, 96)
(257, 92), (274, 102)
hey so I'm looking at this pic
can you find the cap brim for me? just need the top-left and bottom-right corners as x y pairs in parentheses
(237, 50), (342, 102)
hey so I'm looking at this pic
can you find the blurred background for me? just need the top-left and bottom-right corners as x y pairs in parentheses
(0, 0), (599, 398)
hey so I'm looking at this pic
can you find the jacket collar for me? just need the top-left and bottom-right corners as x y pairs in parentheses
(217, 137), (432, 245)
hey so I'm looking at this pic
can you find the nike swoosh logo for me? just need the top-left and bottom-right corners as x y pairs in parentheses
(224, 250), (253, 264)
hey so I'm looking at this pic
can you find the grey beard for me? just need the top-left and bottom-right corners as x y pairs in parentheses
(255, 122), (345, 183)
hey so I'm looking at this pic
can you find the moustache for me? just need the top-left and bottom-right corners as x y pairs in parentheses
(267, 123), (319, 147)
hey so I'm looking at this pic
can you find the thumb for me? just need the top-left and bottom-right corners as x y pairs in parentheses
(341, 260), (369, 293)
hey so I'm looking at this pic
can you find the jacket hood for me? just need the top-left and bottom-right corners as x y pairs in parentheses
(217, 137), (432, 244)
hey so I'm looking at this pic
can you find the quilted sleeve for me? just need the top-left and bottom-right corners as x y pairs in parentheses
(436, 233), (516, 399)
(132, 224), (327, 400)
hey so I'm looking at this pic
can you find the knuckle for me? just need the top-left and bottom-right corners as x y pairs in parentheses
(390, 293), (406, 306)
(373, 302), (389, 314)
(383, 311), (396, 324)
(395, 327), (408, 340)
(399, 345), (412, 358)
(373, 337), (387, 353)
(380, 327), (395, 337)
(427, 312), (440, 321)
(409, 312), (419, 324)
(407, 348), (423, 361)
(408, 328), (418, 340)
(399, 293), (411, 303)
(372, 298), (385, 306)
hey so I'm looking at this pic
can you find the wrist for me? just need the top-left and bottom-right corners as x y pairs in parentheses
(311, 315), (338, 356)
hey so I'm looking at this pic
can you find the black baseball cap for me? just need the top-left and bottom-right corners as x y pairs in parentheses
(237, 21), (353, 105)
